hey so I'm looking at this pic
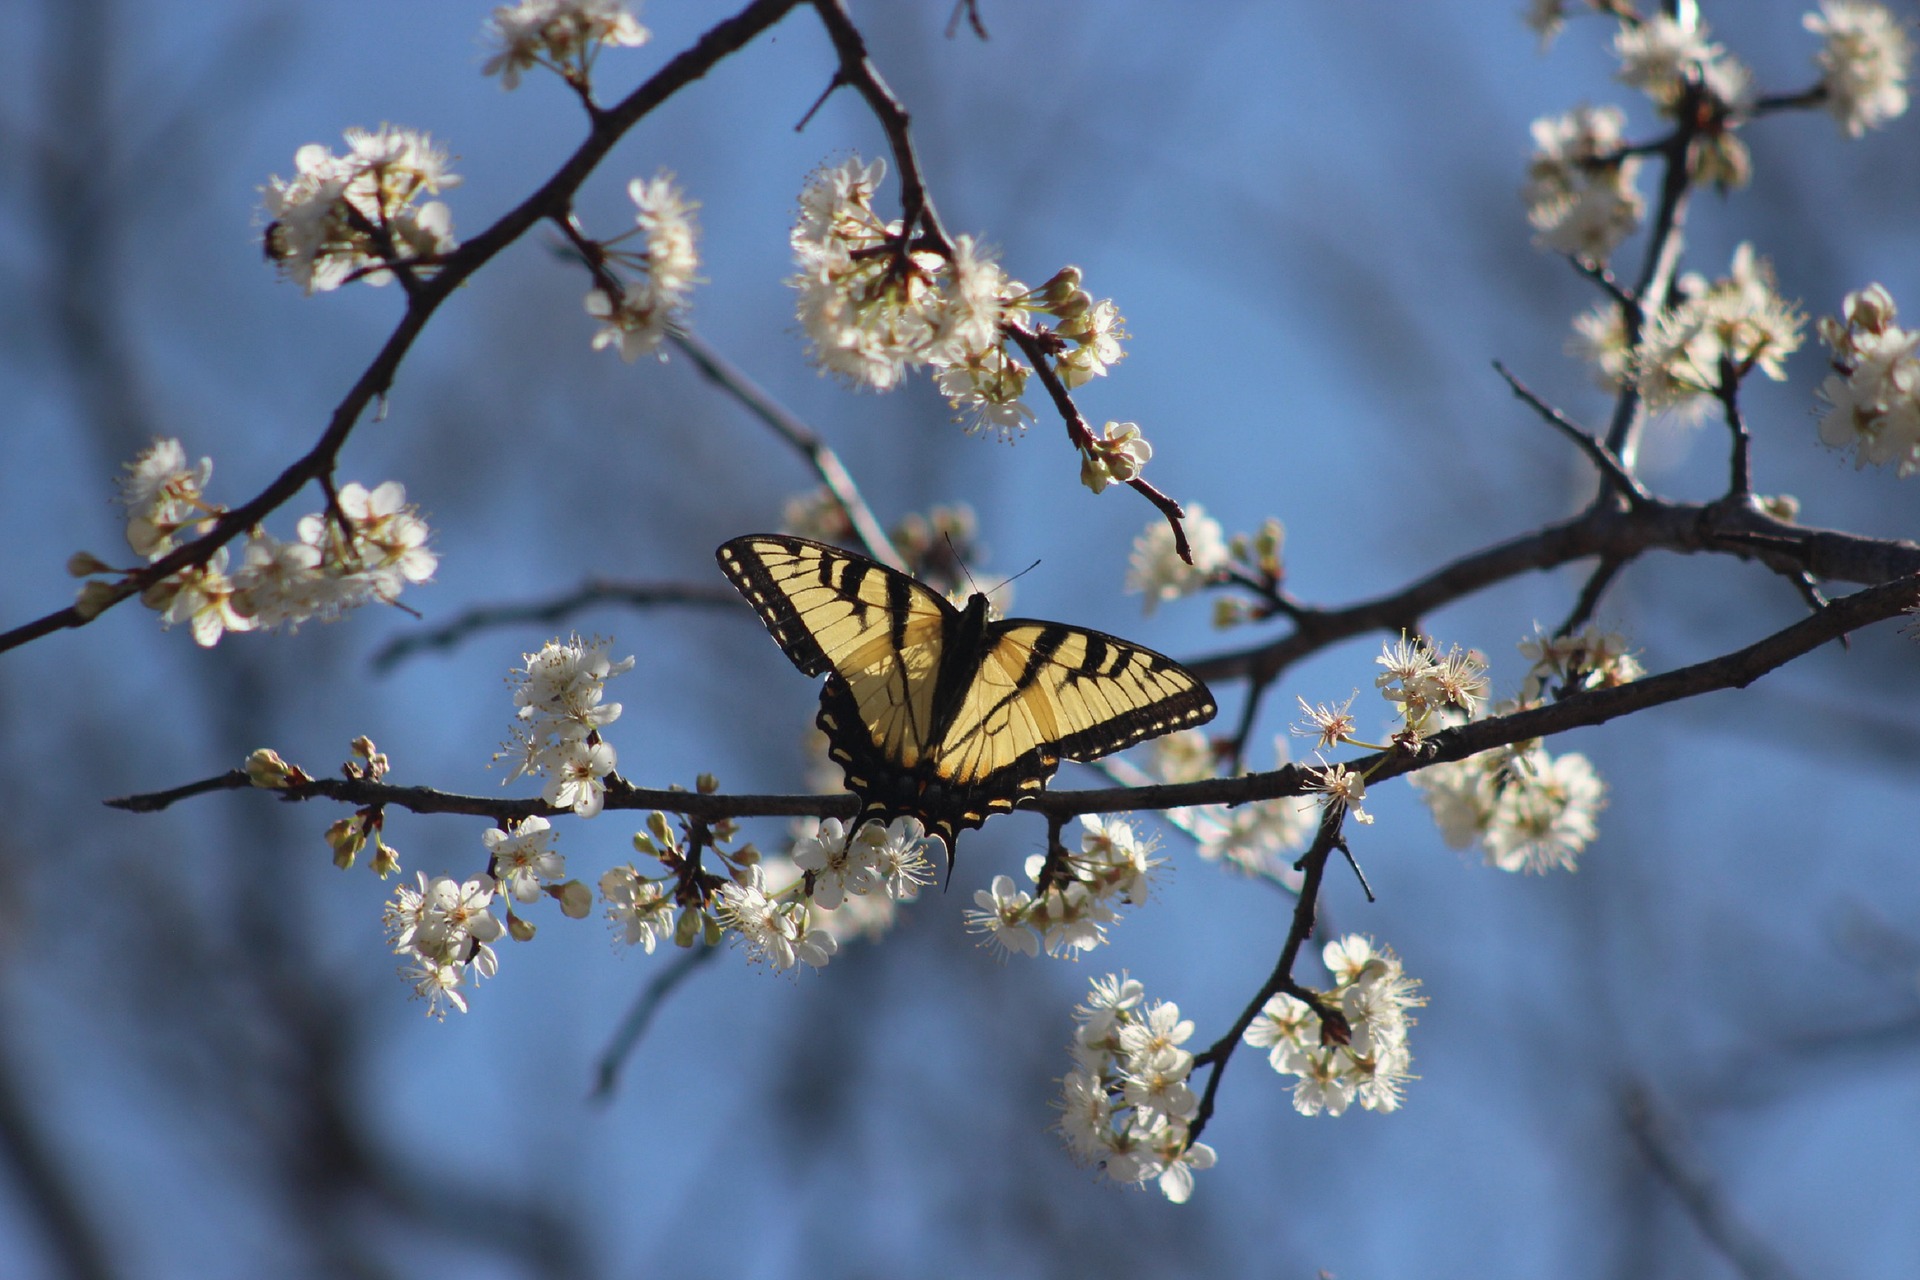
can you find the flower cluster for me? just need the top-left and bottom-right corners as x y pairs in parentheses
(1156, 734), (1315, 881)
(965, 815), (1163, 958)
(791, 815), (935, 911)
(1415, 743), (1606, 873)
(82, 440), (437, 646)
(1815, 283), (1920, 476)
(1079, 421), (1153, 494)
(1805, 1), (1911, 138)
(787, 157), (1128, 441)
(608, 814), (931, 971)
(714, 864), (840, 971)
(384, 872), (507, 1017)
(482, 0), (649, 91)
(1243, 936), (1424, 1117)
(599, 862), (679, 953)
(1373, 632), (1489, 742)
(1057, 975), (1215, 1204)
(1633, 243), (1805, 415)
(586, 172), (700, 361)
(1517, 623), (1644, 701)
(1613, 13), (1751, 115)
(1575, 246), (1805, 414)
(1523, 103), (1644, 263)
(262, 125), (458, 293)
(790, 157), (1012, 394)
(483, 815), (570, 904)
(500, 635), (633, 817)
(773, 840), (920, 946)
(1124, 505), (1228, 614)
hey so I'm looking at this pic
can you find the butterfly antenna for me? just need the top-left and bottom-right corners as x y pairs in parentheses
(989, 558), (1042, 604)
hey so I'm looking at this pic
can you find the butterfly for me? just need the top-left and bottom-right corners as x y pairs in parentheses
(716, 534), (1217, 867)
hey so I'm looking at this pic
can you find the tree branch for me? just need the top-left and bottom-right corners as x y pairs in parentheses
(109, 574), (1920, 822)
(370, 580), (740, 671)
(1187, 500), (1920, 688)
(0, 0), (809, 656)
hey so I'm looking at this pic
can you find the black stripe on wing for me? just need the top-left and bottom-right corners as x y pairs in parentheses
(996, 622), (1217, 762)
(716, 535), (840, 677)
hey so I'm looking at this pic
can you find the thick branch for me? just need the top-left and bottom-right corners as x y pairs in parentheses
(109, 573), (1920, 820)
(1188, 499), (1920, 687)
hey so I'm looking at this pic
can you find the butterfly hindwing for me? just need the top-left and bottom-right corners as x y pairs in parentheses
(718, 534), (1218, 858)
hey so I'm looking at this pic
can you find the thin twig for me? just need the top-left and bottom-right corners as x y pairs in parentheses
(1187, 498), (1920, 688)
(668, 331), (905, 570)
(1189, 805), (1346, 1138)
(1607, 82), (1698, 469)
(801, 9), (1198, 565)
(1622, 1084), (1807, 1280)
(1007, 322), (1194, 562)
(1336, 834), (1374, 904)
(809, 0), (953, 253)
(589, 946), (718, 1102)
(1558, 557), (1625, 636)
(370, 580), (740, 671)
(1494, 361), (1650, 506)
(1716, 354), (1752, 499)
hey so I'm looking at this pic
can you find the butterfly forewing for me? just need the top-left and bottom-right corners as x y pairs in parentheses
(719, 534), (950, 763)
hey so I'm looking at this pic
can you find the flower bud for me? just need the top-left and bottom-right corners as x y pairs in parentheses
(73, 580), (120, 620)
(555, 880), (594, 919)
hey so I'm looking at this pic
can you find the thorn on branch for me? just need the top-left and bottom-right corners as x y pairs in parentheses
(796, 69), (846, 132)
(1335, 834), (1375, 904)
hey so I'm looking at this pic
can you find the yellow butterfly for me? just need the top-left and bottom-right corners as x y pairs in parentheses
(718, 534), (1217, 862)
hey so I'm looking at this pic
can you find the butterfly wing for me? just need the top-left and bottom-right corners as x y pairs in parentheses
(936, 620), (1219, 785)
(717, 534), (952, 768)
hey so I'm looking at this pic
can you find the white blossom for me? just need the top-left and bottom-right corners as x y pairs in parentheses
(1523, 104), (1643, 263)
(383, 872), (506, 1016)
(483, 815), (565, 903)
(1080, 421), (1153, 494)
(586, 172), (700, 361)
(715, 865), (838, 972)
(1241, 936), (1424, 1117)
(262, 126), (459, 293)
(966, 874), (1039, 957)
(1414, 744), (1607, 873)
(1056, 974), (1212, 1203)
(600, 864), (675, 952)
(1806, 1), (1911, 137)
(1125, 506), (1228, 614)
(118, 438), (214, 558)
(1635, 243), (1805, 417)
(483, 0), (649, 90)
(1815, 283), (1920, 475)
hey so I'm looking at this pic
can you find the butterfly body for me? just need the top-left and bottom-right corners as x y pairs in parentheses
(717, 534), (1217, 857)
